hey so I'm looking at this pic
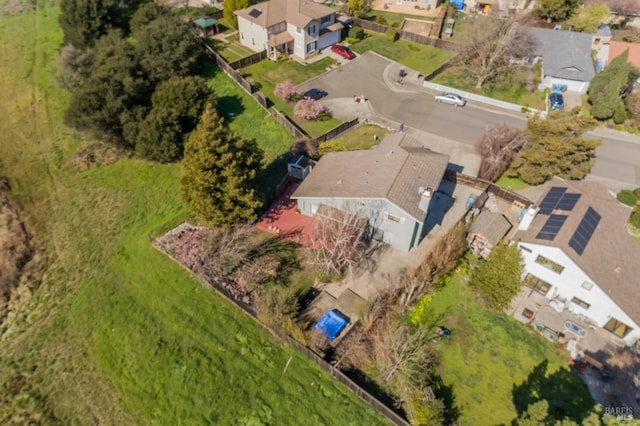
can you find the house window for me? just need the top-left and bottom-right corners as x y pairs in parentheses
(604, 317), (633, 338)
(306, 41), (317, 54)
(307, 24), (316, 36)
(321, 16), (331, 25)
(523, 273), (551, 295)
(384, 212), (404, 224)
(581, 281), (593, 291)
(252, 38), (255, 46)
(594, 38), (601, 45)
(296, 26), (302, 34)
(535, 255), (564, 274)
(571, 297), (590, 310)
(240, 32), (244, 40)
(520, 245), (532, 253)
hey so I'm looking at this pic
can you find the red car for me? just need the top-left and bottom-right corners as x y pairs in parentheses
(331, 44), (356, 60)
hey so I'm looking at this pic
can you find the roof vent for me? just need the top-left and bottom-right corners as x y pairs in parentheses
(418, 186), (425, 194)
(337, 179), (343, 185)
(386, 150), (394, 156)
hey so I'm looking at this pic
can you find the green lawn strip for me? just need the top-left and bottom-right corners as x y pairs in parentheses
(329, 124), (390, 151)
(363, 10), (435, 27)
(423, 277), (593, 425)
(240, 58), (342, 137)
(495, 175), (530, 192)
(205, 66), (294, 198)
(349, 33), (456, 76)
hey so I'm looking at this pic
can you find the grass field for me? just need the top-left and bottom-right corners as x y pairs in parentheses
(349, 33), (456, 76)
(495, 175), (530, 191)
(241, 58), (342, 137)
(423, 274), (593, 425)
(205, 38), (256, 63)
(362, 10), (435, 27)
(0, 5), (387, 424)
(330, 124), (390, 151)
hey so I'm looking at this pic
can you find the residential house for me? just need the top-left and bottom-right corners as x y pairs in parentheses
(532, 28), (596, 93)
(291, 133), (450, 252)
(235, 0), (343, 60)
(513, 177), (640, 347)
(467, 212), (512, 259)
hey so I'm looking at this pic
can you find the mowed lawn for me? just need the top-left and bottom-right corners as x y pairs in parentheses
(0, 5), (386, 425)
(424, 275), (593, 425)
(240, 58), (342, 137)
(349, 33), (456, 76)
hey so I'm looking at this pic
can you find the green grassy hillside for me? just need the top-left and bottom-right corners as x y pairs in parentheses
(0, 4), (386, 424)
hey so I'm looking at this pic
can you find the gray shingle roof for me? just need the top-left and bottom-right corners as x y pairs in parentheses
(292, 133), (449, 222)
(515, 177), (640, 325)
(532, 28), (596, 82)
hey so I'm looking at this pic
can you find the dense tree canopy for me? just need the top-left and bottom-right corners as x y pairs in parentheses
(534, 0), (580, 22)
(471, 244), (523, 310)
(59, 0), (135, 49)
(589, 50), (632, 120)
(508, 110), (601, 185)
(566, 4), (610, 33)
(223, 0), (249, 30)
(180, 104), (263, 227)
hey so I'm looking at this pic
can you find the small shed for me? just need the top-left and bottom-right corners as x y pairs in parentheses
(287, 155), (313, 180)
(467, 212), (512, 259)
(194, 16), (219, 37)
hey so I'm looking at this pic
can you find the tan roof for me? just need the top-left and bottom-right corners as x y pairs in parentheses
(515, 177), (640, 325)
(469, 212), (512, 246)
(292, 133), (449, 222)
(608, 41), (640, 68)
(327, 22), (343, 32)
(235, 0), (335, 29)
(268, 31), (294, 46)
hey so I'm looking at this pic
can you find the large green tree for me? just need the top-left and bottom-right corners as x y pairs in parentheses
(135, 76), (214, 162)
(471, 244), (523, 310)
(566, 4), (610, 33)
(534, 0), (580, 22)
(508, 110), (601, 185)
(589, 50), (632, 120)
(132, 3), (201, 83)
(223, 0), (249, 30)
(180, 104), (263, 227)
(59, 0), (134, 49)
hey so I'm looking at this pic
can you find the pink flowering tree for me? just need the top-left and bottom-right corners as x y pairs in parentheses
(294, 98), (324, 120)
(274, 80), (297, 102)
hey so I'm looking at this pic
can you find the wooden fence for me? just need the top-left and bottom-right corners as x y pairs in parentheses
(270, 107), (308, 139)
(445, 171), (533, 207)
(202, 42), (253, 93)
(284, 336), (411, 426)
(351, 17), (456, 50)
(315, 118), (359, 143)
(228, 50), (268, 70)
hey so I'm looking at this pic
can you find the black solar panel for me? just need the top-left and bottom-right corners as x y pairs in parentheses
(248, 8), (262, 18)
(569, 207), (601, 255)
(538, 187), (566, 215)
(556, 193), (581, 211)
(536, 214), (568, 241)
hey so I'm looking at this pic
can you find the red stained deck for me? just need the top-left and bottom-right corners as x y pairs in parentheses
(256, 180), (316, 247)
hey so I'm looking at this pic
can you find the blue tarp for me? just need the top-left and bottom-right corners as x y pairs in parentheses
(451, 0), (465, 10)
(315, 310), (349, 341)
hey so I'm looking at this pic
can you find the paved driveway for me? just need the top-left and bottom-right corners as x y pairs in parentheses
(297, 52), (525, 144)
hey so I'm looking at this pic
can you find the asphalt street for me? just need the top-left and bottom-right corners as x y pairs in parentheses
(298, 52), (640, 190)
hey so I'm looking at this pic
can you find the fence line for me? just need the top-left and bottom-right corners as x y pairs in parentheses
(445, 170), (533, 207)
(351, 17), (456, 50)
(270, 107), (308, 139)
(315, 118), (359, 143)
(202, 42), (253, 93)
(228, 50), (268, 70)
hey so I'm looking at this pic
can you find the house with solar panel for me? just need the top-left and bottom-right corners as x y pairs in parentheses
(234, 0), (344, 61)
(513, 177), (640, 346)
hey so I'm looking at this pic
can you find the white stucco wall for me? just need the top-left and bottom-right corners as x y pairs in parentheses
(518, 242), (640, 345)
(238, 16), (268, 52)
(296, 197), (425, 252)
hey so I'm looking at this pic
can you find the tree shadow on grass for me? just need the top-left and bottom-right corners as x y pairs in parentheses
(254, 154), (288, 209)
(431, 375), (461, 425)
(217, 94), (245, 122)
(512, 359), (594, 424)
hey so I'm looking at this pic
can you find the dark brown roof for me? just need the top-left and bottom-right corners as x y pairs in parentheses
(515, 177), (640, 324)
(292, 133), (449, 222)
(469, 212), (512, 246)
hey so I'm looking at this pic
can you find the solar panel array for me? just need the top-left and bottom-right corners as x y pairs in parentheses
(538, 186), (582, 214)
(248, 8), (262, 18)
(569, 207), (601, 255)
(536, 214), (568, 241)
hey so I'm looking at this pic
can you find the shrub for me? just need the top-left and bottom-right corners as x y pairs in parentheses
(634, 187), (640, 198)
(294, 98), (324, 120)
(617, 189), (638, 207)
(348, 27), (364, 40)
(630, 209), (640, 229)
(274, 80), (297, 102)
(386, 29), (398, 42)
(345, 37), (359, 44)
(613, 102), (628, 124)
(375, 15), (387, 25)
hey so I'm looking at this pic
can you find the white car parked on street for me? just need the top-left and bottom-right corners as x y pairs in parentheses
(435, 92), (466, 107)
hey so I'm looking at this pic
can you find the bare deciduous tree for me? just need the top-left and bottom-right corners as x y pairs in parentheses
(476, 124), (527, 182)
(455, 18), (536, 90)
(311, 203), (368, 277)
